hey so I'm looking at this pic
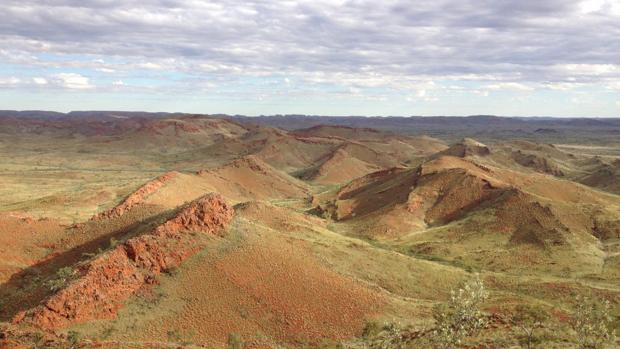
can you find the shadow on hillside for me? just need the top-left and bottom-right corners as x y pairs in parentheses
(0, 207), (177, 322)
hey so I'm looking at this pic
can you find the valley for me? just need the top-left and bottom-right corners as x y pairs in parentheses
(0, 112), (619, 348)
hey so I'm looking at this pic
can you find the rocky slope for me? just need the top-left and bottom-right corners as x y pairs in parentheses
(17, 193), (234, 330)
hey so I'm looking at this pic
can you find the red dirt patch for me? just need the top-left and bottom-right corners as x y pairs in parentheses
(0, 213), (65, 282)
(156, 235), (384, 347)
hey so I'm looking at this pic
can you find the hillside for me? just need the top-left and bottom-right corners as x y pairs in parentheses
(1, 114), (620, 348)
(315, 148), (620, 278)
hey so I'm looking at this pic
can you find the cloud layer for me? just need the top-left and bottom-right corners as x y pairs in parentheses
(1, 0), (619, 115)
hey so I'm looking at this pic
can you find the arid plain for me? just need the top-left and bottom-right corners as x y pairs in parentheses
(1, 112), (619, 348)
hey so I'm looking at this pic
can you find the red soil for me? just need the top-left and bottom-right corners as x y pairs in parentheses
(156, 235), (384, 346)
(0, 213), (65, 283)
(215, 239), (383, 343)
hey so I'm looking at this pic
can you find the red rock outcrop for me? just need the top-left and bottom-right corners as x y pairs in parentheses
(20, 193), (234, 330)
(91, 172), (178, 220)
(29, 248), (145, 330)
(125, 194), (233, 273)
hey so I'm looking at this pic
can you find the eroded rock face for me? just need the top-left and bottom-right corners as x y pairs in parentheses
(20, 193), (234, 330)
(30, 248), (145, 330)
(160, 194), (234, 236)
(125, 193), (234, 273)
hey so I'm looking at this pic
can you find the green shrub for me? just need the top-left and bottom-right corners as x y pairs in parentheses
(46, 267), (75, 292)
(432, 274), (488, 349)
(571, 295), (616, 349)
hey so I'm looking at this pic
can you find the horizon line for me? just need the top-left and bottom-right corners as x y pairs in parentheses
(3, 110), (620, 119)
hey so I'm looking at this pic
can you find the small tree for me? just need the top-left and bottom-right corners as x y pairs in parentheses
(432, 274), (489, 349)
(512, 304), (549, 349)
(572, 295), (616, 349)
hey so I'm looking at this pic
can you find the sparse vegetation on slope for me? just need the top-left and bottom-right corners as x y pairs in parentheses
(1, 115), (620, 348)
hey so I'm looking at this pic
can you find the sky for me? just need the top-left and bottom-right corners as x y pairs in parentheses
(1, 0), (619, 117)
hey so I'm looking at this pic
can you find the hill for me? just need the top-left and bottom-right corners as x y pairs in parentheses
(315, 147), (620, 277)
(1, 114), (620, 348)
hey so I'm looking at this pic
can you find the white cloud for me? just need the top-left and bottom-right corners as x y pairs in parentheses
(32, 77), (47, 85)
(0, 76), (20, 85)
(112, 80), (124, 86)
(485, 82), (534, 91)
(407, 88), (438, 102)
(53, 73), (93, 89)
(580, 0), (606, 13)
(571, 94), (594, 105)
(544, 82), (583, 91)
(606, 81), (620, 90)
(1, 0), (618, 89)
(472, 90), (490, 97)
(0, 0), (619, 115)
(557, 64), (619, 76)
(137, 62), (164, 70)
